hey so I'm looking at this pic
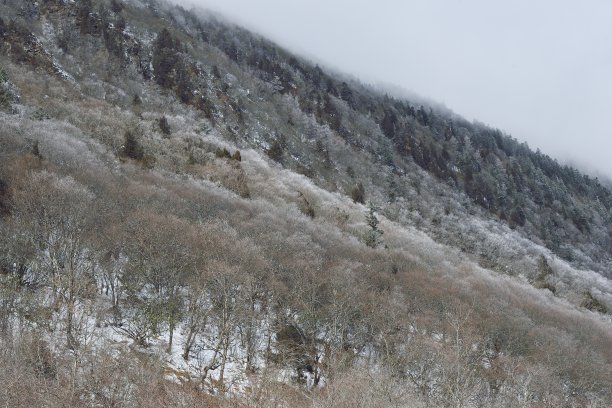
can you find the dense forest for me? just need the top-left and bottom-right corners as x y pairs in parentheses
(0, 1), (611, 407)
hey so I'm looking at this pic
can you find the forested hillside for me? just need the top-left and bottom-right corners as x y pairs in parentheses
(0, 1), (611, 407)
(156, 2), (612, 273)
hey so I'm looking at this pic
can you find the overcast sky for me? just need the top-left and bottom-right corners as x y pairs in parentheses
(172, 0), (612, 179)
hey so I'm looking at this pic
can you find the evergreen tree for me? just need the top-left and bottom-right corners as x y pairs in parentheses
(364, 202), (383, 248)
(266, 136), (285, 163)
(111, 0), (123, 14)
(351, 182), (365, 204)
(159, 116), (171, 136)
(152, 28), (180, 89)
(31, 140), (42, 159)
(76, 0), (98, 35)
(0, 65), (7, 83)
(123, 130), (143, 160)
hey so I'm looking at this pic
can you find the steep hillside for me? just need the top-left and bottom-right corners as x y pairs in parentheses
(0, 1), (611, 407)
(3, 0), (611, 276)
(165, 2), (612, 275)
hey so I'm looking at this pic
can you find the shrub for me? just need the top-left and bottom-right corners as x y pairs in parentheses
(581, 291), (607, 314)
(22, 336), (57, 380)
(536, 255), (554, 281)
(534, 280), (556, 294)
(141, 154), (156, 169)
(31, 108), (50, 121)
(298, 192), (315, 218)
(0, 66), (7, 83)
(222, 167), (250, 198)
(215, 147), (231, 159)
(0, 177), (9, 216)
(0, 87), (10, 110)
(196, 122), (211, 135)
(0, 66), (11, 111)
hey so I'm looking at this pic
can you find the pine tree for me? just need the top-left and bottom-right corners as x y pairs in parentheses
(152, 28), (181, 89)
(31, 140), (42, 159)
(111, 0), (123, 14)
(123, 130), (143, 160)
(159, 116), (171, 136)
(364, 202), (383, 248)
(266, 138), (284, 163)
(351, 182), (365, 204)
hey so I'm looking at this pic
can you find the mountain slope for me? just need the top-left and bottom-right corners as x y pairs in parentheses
(0, 1), (611, 407)
(4, 0), (611, 274)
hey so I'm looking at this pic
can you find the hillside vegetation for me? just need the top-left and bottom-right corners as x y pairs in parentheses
(0, 1), (611, 407)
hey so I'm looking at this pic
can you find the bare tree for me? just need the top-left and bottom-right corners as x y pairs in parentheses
(10, 169), (96, 349)
(122, 212), (199, 351)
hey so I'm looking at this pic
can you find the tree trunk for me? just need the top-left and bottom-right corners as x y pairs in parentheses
(167, 322), (174, 353)
(182, 327), (195, 361)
